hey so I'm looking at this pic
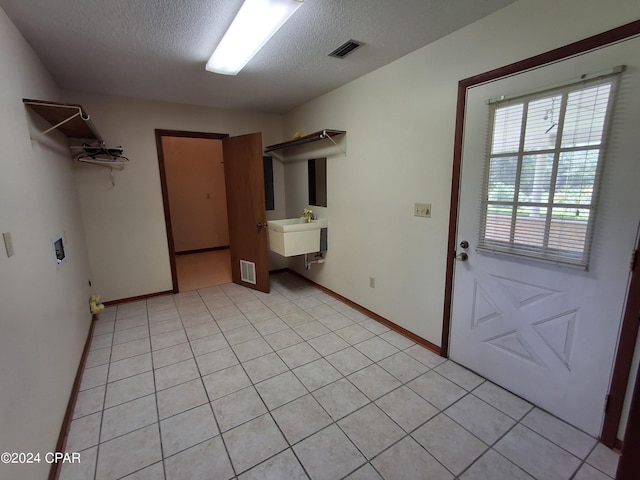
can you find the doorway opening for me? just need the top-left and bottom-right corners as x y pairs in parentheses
(155, 129), (232, 292)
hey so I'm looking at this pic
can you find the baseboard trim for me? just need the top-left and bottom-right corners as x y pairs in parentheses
(175, 246), (230, 255)
(269, 268), (290, 274)
(48, 314), (97, 480)
(286, 269), (442, 356)
(104, 290), (174, 307)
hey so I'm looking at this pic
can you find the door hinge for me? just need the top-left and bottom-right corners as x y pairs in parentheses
(604, 394), (611, 413)
(631, 250), (638, 272)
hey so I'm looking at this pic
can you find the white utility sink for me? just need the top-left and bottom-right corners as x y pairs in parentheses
(267, 218), (328, 257)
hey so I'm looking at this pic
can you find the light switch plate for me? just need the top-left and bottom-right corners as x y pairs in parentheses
(3, 232), (14, 257)
(414, 203), (431, 218)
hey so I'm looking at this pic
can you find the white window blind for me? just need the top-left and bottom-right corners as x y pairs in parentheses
(479, 69), (622, 268)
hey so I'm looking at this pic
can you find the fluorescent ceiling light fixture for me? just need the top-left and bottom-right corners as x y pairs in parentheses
(206, 0), (303, 75)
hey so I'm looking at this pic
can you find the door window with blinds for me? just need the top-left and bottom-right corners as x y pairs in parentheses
(478, 69), (622, 268)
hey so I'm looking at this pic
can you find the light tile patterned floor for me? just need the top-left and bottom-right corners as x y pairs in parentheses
(60, 272), (620, 480)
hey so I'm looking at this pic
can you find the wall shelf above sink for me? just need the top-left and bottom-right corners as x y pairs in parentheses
(264, 129), (345, 154)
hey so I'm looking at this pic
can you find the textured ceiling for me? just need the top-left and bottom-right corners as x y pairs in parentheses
(0, 0), (516, 113)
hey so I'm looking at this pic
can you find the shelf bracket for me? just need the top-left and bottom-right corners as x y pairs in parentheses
(23, 99), (104, 143)
(268, 151), (285, 164)
(39, 108), (83, 137)
(322, 130), (346, 156)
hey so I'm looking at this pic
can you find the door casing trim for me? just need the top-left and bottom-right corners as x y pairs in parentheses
(154, 129), (229, 293)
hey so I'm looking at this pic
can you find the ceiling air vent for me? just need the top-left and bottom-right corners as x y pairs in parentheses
(328, 39), (364, 59)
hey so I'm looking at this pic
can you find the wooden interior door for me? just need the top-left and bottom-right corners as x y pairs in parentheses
(222, 132), (270, 293)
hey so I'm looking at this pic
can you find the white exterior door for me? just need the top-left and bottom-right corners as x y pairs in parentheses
(450, 38), (640, 436)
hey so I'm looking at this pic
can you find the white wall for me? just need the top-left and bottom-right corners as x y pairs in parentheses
(65, 92), (287, 302)
(0, 7), (92, 480)
(282, 0), (640, 346)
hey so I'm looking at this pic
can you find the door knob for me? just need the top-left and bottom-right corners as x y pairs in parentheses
(460, 240), (469, 249)
(257, 222), (268, 228)
(455, 252), (468, 261)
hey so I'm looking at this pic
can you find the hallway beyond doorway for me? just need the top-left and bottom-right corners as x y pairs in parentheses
(175, 249), (231, 292)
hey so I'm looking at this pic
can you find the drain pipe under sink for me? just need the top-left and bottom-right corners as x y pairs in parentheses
(304, 252), (325, 270)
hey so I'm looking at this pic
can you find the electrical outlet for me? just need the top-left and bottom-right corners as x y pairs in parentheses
(414, 203), (431, 218)
(369, 276), (375, 288)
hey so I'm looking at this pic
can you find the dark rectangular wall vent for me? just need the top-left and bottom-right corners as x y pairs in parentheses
(328, 39), (364, 59)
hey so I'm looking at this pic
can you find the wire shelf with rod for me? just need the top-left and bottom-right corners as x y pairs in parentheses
(23, 98), (128, 186)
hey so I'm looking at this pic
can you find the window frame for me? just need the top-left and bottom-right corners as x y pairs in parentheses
(477, 70), (623, 269)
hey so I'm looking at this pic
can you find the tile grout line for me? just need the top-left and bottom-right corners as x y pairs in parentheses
(90, 302), (120, 480)
(212, 281), (352, 477)
(185, 287), (238, 479)
(99, 302), (164, 480)
(66, 273), (617, 480)
(251, 280), (371, 479)
(147, 297), (171, 480)
(224, 280), (422, 477)
(96, 292), (457, 478)
(269, 274), (611, 479)
(218, 283), (314, 478)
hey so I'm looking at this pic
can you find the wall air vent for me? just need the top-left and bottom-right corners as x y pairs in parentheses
(328, 39), (364, 59)
(240, 260), (257, 285)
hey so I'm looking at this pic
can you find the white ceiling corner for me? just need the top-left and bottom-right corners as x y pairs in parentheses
(0, 0), (517, 113)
